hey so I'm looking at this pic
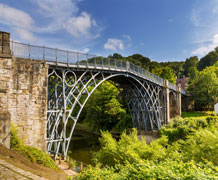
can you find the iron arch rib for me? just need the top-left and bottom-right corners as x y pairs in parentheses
(47, 68), (165, 159)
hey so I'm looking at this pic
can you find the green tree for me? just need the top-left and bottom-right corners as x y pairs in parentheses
(81, 81), (132, 132)
(126, 54), (151, 70)
(188, 66), (199, 80)
(198, 48), (218, 71)
(183, 56), (199, 76)
(109, 53), (123, 60)
(152, 67), (177, 84)
(188, 64), (218, 110)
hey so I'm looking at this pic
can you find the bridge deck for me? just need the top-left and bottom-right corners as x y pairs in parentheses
(10, 41), (186, 95)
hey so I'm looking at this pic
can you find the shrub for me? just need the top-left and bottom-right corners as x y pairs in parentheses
(160, 116), (210, 143)
(10, 123), (22, 148)
(74, 113), (218, 179)
(180, 129), (218, 166)
(10, 123), (58, 169)
(74, 160), (218, 180)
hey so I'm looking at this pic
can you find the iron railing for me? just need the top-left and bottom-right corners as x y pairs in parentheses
(10, 41), (184, 94)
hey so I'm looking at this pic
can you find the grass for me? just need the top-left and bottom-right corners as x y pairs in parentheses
(181, 111), (215, 118)
(8, 123), (69, 180)
(0, 145), (67, 180)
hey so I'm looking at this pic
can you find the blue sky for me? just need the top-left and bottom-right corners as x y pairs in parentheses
(1, 0), (218, 62)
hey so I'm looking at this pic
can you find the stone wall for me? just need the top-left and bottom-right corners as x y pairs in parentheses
(0, 31), (48, 151)
(0, 57), (12, 148)
(0, 56), (48, 151)
(9, 57), (48, 151)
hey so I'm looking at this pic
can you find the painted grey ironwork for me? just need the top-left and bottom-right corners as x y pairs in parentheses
(10, 41), (184, 94)
(46, 68), (166, 159)
(10, 40), (185, 159)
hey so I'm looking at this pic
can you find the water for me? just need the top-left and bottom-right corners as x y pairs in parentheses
(68, 129), (101, 164)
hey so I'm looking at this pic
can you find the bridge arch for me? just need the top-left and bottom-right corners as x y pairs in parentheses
(46, 68), (164, 158)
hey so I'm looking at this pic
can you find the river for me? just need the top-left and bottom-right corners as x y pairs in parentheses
(68, 128), (101, 164)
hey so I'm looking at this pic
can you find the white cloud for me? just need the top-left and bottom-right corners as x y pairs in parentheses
(189, 0), (218, 56)
(0, 3), (36, 42)
(191, 9), (204, 27)
(35, 0), (78, 32)
(192, 34), (218, 56)
(0, 3), (34, 30)
(81, 48), (90, 53)
(14, 28), (37, 42)
(190, 0), (218, 43)
(0, 0), (100, 44)
(122, 34), (131, 41)
(35, 0), (99, 39)
(104, 38), (124, 51)
(64, 12), (96, 38)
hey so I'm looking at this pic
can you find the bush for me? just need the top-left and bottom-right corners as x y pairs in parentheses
(180, 129), (218, 166)
(92, 129), (169, 167)
(10, 123), (22, 148)
(74, 113), (218, 179)
(75, 160), (218, 180)
(160, 116), (211, 143)
(10, 123), (58, 169)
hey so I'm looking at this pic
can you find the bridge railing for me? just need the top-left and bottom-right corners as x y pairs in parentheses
(10, 41), (184, 93)
(169, 82), (178, 92)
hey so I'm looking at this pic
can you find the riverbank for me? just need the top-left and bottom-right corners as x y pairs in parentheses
(0, 145), (68, 180)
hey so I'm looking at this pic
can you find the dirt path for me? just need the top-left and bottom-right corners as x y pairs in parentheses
(56, 160), (78, 177)
(0, 159), (47, 180)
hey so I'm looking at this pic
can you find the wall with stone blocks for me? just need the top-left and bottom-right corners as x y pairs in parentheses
(0, 57), (11, 148)
(0, 55), (48, 151)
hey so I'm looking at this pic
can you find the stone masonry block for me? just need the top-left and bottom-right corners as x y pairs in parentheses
(0, 110), (11, 148)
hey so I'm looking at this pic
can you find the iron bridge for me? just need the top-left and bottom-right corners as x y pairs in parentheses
(11, 41), (186, 159)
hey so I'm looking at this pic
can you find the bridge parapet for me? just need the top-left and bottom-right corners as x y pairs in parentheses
(10, 41), (184, 94)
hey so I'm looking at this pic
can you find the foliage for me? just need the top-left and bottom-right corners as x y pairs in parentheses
(74, 112), (218, 179)
(180, 129), (218, 165)
(10, 123), (58, 169)
(152, 66), (177, 83)
(10, 123), (22, 148)
(81, 81), (132, 132)
(92, 129), (168, 167)
(198, 47), (218, 71)
(183, 56), (199, 76)
(187, 65), (218, 110)
(188, 66), (199, 80)
(161, 113), (218, 143)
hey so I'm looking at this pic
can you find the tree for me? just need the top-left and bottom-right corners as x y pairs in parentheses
(188, 64), (218, 110)
(152, 67), (177, 84)
(198, 48), (218, 71)
(183, 56), (199, 76)
(126, 54), (151, 70)
(188, 67), (199, 81)
(81, 81), (132, 132)
(110, 53), (123, 60)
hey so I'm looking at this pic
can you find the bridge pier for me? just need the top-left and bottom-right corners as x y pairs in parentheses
(177, 86), (182, 116)
(164, 80), (170, 123)
(164, 80), (182, 123)
(0, 31), (48, 151)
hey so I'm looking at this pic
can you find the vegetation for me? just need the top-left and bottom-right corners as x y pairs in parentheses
(188, 63), (218, 110)
(10, 123), (58, 169)
(79, 81), (132, 132)
(152, 66), (176, 83)
(198, 47), (218, 71)
(73, 112), (218, 179)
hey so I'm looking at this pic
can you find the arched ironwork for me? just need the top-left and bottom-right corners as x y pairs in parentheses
(46, 68), (165, 159)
